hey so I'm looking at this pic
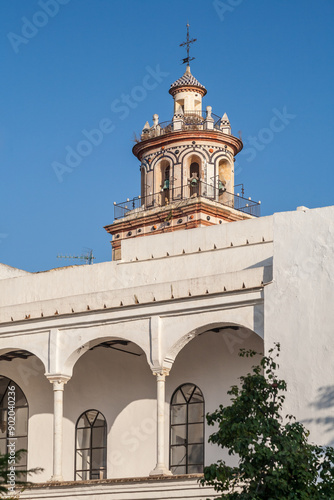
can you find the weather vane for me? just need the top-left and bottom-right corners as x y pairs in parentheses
(180, 23), (197, 65)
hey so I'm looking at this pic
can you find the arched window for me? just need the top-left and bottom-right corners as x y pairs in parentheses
(218, 158), (232, 206)
(170, 384), (204, 474)
(189, 162), (200, 197)
(159, 161), (171, 206)
(75, 410), (107, 480)
(140, 166), (146, 202)
(0, 376), (28, 479)
(162, 165), (170, 205)
(164, 165), (170, 183)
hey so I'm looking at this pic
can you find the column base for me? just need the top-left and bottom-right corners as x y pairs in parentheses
(149, 465), (173, 476)
(50, 475), (64, 482)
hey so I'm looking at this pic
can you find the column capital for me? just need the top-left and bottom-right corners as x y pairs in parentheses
(46, 374), (71, 388)
(152, 368), (170, 379)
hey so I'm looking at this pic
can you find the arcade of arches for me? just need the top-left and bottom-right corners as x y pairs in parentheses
(0, 326), (262, 482)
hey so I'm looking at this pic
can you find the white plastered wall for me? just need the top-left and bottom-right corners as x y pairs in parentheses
(265, 205), (334, 447)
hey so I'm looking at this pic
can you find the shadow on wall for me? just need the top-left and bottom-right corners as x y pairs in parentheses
(304, 386), (334, 446)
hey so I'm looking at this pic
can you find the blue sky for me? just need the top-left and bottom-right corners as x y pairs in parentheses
(1, 0), (333, 272)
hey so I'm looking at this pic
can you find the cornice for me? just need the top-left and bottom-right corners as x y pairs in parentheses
(132, 130), (243, 160)
(169, 85), (207, 97)
(105, 199), (251, 235)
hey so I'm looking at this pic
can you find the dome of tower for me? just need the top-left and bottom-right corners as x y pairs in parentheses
(169, 65), (207, 96)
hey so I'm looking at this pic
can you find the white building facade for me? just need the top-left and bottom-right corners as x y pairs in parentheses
(0, 63), (334, 500)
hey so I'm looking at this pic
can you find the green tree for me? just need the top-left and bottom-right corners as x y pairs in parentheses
(0, 450), (42, 499)
(201, 344), (334, 499)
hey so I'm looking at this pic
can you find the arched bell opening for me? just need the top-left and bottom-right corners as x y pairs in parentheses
(161, 163), (171, 206)
(154, 159), (171, 207)
(140, 166), (146, 202)
(218, 158), (233, 206)
(184, 154), (203, 199)
(189, 162), (200, 197)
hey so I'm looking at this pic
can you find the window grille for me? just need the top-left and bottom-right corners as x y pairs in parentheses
(170, 384), (204, 474)
(75, 409), (107, 480)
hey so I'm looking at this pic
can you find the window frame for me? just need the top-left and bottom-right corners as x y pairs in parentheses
(74, 409), (107, 481)
(169, 383), (204, 474)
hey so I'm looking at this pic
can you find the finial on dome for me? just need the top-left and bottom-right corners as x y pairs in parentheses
(180, 23), (197, 66)
(169, 24), (206, 96)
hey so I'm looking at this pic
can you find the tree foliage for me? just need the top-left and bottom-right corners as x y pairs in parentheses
(201, 344), (334, 499)
(0, 450), (42, 499)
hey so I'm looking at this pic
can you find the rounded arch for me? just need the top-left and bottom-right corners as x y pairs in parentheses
(178, 147), (210, 164)
(152, 152), (182, 202)
(211, 150), (233, 163)
(149, 157), (173, 207)
(216, 155), (234, 205)
(141, 159), (150, 173)
(150, 151), (177, 170)
(62, 333), (151, 379)
(163, 321), (262, 370)
(157, 158), (171, 186)
(0, 347), (47, 374)
(170, 382), (204, 404)
(182, 152), (204, 198)
(217, 156), (232, 181)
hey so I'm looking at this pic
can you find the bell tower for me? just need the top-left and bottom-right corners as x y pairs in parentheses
(104, 26), (260, 261)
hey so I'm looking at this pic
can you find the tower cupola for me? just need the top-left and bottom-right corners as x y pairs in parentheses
(169, 65), (207, 115)
(104, 27), (261, 261)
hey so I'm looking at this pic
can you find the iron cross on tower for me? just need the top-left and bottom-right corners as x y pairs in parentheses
(180, 23), (197, 65)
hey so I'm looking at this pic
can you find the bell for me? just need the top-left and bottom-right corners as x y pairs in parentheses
(191, 178), (198, 186)
(163, 180), (170, 190)
(218, 180), (225, 192)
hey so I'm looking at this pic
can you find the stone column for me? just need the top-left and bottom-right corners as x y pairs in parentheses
(150, 369), (172, 476)
(47, 376), (70, 482)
